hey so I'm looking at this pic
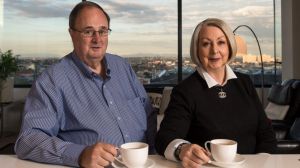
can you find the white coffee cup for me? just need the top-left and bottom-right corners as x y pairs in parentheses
(205, 139), (237, 163)
(116, 142), (149, 168)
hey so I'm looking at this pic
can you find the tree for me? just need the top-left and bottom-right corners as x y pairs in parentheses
(0, 50), (19, 103)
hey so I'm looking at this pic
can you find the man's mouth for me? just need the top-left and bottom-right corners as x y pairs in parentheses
(91, 46), (101, 49)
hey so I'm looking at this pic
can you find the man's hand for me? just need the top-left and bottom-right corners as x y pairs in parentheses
(79, 143), (118, 168)
(180, 144), (211, 168)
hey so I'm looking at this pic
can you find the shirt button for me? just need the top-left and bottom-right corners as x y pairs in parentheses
(125, 134), (129, 138)
(117, 117), (121, 120)
(109, 101), (113, 105)
(103, 85), (106, 88)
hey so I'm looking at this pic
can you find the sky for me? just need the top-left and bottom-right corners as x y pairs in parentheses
(0, 0), (280, 58)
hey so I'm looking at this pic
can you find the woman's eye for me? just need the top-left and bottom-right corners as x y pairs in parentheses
(202, 42), (210, 47)
(218, 41), (226, 45)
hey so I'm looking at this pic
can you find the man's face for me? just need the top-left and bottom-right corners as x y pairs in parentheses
(69, 7), (109, 63)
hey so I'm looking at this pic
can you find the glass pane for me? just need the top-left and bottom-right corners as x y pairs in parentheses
(274, 0), (282, 84)
(0, 0), (177, 86)
(103, 0), (177, 84)
(1, 1), (72, 86)
(182, 0), (281, 86)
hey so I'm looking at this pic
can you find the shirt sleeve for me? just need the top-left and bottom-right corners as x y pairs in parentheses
(164, 139), (190, 161)
(14, 73), (86, 167)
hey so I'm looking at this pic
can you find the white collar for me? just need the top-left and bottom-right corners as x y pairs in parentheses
(196, 65), (237, 88)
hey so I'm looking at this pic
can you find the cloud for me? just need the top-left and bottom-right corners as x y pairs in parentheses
(5, 1), (170, 24)
(103, 1), (171, 24)
(5, 0), (73, 18)
(232, 6), (272, 17)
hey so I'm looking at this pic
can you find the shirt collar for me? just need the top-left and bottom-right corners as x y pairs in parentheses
(71, 52), (111, 79)
(196, 64), (237, 88)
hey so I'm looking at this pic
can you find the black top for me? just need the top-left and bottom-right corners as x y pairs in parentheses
(155, 72), (277, 155)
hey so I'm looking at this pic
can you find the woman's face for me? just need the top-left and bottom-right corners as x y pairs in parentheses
(197, 25), (230, 73)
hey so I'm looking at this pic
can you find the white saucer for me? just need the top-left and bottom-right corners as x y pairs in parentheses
(209, 154), (246, 168)
(112, 158), (155, 168)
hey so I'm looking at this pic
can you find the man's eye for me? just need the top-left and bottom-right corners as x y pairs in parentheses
(84, 30), (93, 35)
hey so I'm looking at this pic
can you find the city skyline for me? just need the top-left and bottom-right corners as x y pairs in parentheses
(0, 0), (280, 59)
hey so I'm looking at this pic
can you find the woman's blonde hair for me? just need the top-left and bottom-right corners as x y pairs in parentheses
(190, 18), (237, 67)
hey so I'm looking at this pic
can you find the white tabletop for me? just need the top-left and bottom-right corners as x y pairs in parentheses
(0, 155), (68, 168)
(202, 153), (300, 168)
(0, 154), (300, 168)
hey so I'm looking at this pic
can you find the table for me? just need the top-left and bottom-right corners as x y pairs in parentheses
(0, 154), (299, 168)
(223, 153), (300, 168)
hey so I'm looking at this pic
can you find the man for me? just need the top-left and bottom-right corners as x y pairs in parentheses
(14, 1), (156, 167)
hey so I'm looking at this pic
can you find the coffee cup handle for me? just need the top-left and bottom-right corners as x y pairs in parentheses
(114, 156), (125, 165)
(114, 147), (126, 165)
(204, 141), (211, 153)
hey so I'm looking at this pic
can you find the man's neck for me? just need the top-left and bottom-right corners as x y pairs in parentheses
(82, 58), (106, 78)
(89, 62), (106, 78)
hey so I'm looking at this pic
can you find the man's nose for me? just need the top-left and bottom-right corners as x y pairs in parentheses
(92, 32), (103, 42)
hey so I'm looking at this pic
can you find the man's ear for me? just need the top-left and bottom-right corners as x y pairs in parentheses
(68, 28), (73, 35)
(69, 28), (76, 39)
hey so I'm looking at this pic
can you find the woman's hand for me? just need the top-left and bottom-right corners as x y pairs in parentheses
(179, 144), (211, 168)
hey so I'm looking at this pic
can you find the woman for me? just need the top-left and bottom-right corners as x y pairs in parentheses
(155, 18), (276, 168)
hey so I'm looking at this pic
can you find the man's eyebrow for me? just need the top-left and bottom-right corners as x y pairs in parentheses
(82, 26), (94, 30)
(82, 26), (108, 30)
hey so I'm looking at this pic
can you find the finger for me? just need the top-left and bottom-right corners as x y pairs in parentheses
(201, 147), (211, 156)
(189, 147), (211, 164)
(180, 150), (204, 168)
(93, 143), (118, 163)
(188, 151), (210, 166)
(100, 150), (116, 163)
(102, 144), (118, 156)
(96, 155), (110, 167)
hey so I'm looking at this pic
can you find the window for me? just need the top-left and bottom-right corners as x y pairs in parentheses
(0, 0), (281, 87)
(104, 0), (178, 84)
(182, 0), (282, 86)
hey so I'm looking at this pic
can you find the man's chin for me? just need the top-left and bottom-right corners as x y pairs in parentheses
(88, 53), (105, 59)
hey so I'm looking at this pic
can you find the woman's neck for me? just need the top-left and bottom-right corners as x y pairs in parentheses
(208, 67), (226, 85)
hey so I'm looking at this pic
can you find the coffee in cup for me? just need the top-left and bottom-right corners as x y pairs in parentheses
(205, 139), (237, 163)
(116, 142), (149, 168)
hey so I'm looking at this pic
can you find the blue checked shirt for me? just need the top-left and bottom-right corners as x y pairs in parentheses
(15, 52), (156, 167)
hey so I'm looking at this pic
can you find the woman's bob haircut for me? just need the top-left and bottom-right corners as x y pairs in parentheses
(190, 18), (237, 67)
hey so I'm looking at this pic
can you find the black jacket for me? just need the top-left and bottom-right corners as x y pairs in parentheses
(155, 72), (277, 155)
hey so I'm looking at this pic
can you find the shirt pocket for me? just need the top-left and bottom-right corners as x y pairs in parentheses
(126, 97), (147, 131)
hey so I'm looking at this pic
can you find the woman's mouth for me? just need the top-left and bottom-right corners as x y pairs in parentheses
(208, 57), (220, 62)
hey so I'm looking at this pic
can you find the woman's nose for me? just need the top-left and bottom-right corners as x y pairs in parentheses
(211, 43), (219, 54)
